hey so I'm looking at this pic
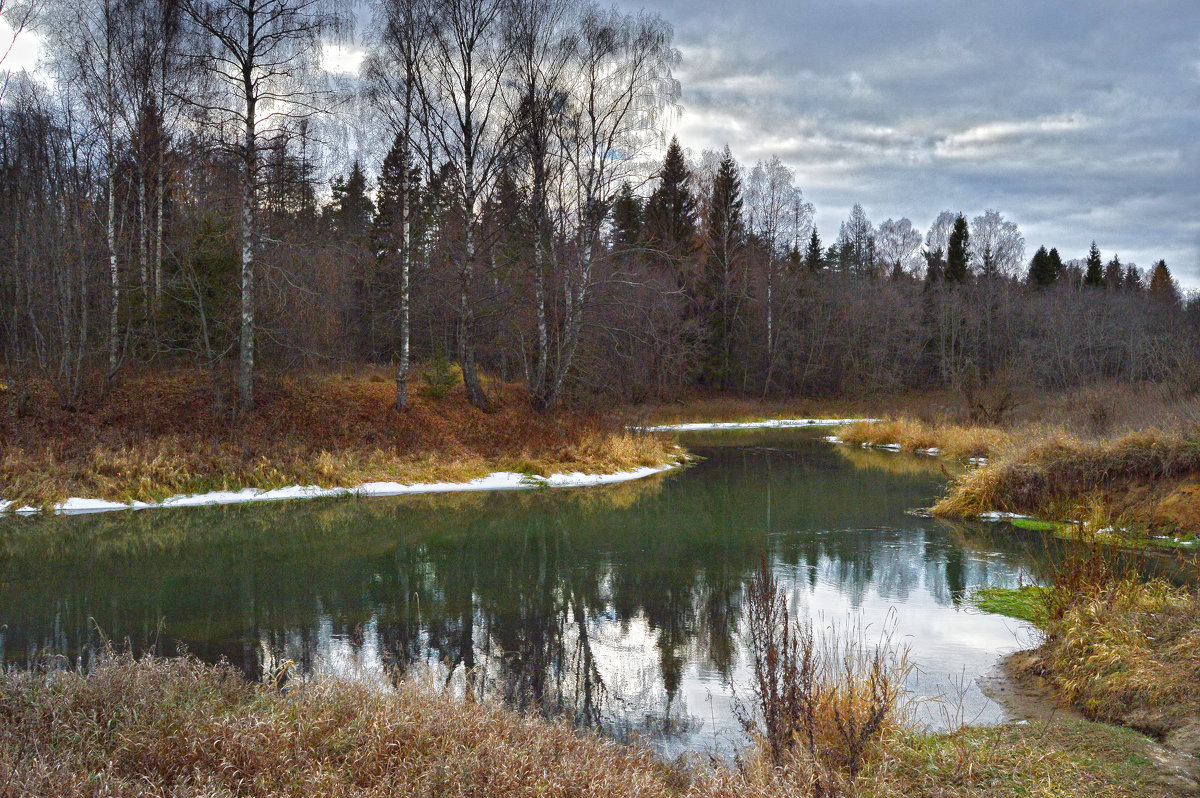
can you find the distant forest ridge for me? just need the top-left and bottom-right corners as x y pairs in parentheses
(1, 0), (1193, 414)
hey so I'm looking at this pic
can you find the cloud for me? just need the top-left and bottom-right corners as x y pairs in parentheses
(626, 0), (1200, 283)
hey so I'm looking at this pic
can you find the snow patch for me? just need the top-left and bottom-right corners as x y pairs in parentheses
(0, 464), (679, 517)
(640, 418), (879, 433)
(977, 511), (1031, 521)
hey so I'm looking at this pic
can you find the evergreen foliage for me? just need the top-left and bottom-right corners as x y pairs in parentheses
(643, 136), (696, 270)
(1084, 241), (1104, 288)
(804, 228), (823, 271)
(945, 214), (970, 282)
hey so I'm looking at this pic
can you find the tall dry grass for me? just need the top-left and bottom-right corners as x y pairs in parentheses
(738, 558), (911, 796)
(836, 419), (1007, 459)
(1028, 547), (1200, 753)
(932, 428), (1200, 537)
(0, 646), (1175, 796)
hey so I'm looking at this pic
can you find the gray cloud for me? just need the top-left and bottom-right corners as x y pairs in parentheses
(624, 0), (1200, 282)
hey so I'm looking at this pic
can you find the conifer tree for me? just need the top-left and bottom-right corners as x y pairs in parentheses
(329, 161), (375, 360)
(610, 181), (643, 254)
(804, 228), (823, 271)
(1027, 245), (1057, 287)
(924, 247), (946, 285)
(944, 214), (970, 282)
(1104, 255), (1123, 290)
(1148, 260), (1179, 305)
(1124, 264), (1143, 293)
(643, 136), (696, 272)
(1083, 241), (1104, 287)
(701, 146), (745, 389)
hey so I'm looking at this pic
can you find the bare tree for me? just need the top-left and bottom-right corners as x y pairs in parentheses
(507, 0), (572, 410)
(0, 0), (37, 102)
(365, 0), (431, 410)
(417, 0), (514, 411)
(970, 209), (1025, 278)
(545, 3), (677, 407)
(875, 217), (922, 277)
(924, 209), (957, 259)
(746, 154), (810, 391)
(180, 0), (341, 409)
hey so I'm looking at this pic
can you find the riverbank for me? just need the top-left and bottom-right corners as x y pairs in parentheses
(0, 370), (679, 513)
(971, 556), (1200, 767)
(832, 407), (1200, 550)
(0, 652), (1185, 798)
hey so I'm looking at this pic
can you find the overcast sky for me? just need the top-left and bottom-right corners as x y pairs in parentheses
(4, 1), (1197, 281)
(622, 0), (1200, 283)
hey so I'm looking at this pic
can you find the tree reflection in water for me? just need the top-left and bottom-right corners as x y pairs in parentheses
(0, 430), (1052, 753)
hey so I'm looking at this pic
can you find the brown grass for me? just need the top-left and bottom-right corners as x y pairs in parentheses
(0, 652), (1180, 798)
(931, 428), (1200, 541)
(1023, 546), (1200, 756)
(836, 419), (1008, 460)
(0, 369), (678, 509)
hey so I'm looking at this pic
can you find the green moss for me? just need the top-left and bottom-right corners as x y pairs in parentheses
(970, 585), (1050, 628)
(1010, 518), (1070, 533)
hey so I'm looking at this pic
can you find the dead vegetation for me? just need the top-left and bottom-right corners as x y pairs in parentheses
(0, 369), (678, 509)
(931, 429), (1200, 542)
(0, 618), (1181, 797)
(836, 418), (1006, 459)
(1022, 548), (1200, 757)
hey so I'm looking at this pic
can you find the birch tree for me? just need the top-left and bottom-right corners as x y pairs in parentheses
(969, 209), (1024, 278)
(418, 0), (514, 412)
(746, 155), (810, 368)
(543, 3), (677, 408)
(875, 217), (922, 277)
(181, 0), (340, 409)
(365, 0), (429, 410)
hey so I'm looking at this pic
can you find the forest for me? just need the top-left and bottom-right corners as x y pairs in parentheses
(1, 0), (1196, 420)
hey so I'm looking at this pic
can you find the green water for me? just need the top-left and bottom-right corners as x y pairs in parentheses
(0, 429), (1046, 755)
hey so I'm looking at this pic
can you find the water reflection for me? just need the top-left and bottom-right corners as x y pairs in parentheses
(0, 431), (1047, 754)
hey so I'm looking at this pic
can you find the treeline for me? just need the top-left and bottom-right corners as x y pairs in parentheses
(1, 0), (1196, 417)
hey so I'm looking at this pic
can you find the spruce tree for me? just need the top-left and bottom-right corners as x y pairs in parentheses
(701, 147), (746, 389)
(1124, 264), (1143, 293)
(1083, 241), (1104, 287)
(329, 161), (375, 359)
(1027, 245), (1056, 287)
(643, 136), (696, 270)
(1048, 248), (1064, 281)
(945, 214), (970, 282)
(804, 228), (823, 271)
(1104, 255), (1123, 290)
(924, 247), (946, 285)
(610, 181), (643, 254)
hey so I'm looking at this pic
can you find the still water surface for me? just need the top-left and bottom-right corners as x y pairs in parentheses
(0, 429), (1046, 755)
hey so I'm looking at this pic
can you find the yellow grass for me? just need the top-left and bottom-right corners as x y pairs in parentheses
(836, 418), (1009, 459)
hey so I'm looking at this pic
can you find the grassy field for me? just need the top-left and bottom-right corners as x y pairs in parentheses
(0, 369), (677, 510)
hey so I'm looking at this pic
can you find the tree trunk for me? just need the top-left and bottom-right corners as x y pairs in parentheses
(107, 152), (119, 377)
(238, 93), (256, 411)
(396, 172), (411, 411)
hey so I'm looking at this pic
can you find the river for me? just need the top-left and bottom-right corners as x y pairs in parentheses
(0, 428), (1047, 756)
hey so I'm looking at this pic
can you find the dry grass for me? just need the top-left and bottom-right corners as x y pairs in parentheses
(0, 369), (678, 509)
(836, 419), (1008, 460)
(0, 652), (685, 797)
(931, 428), (1200, 542)
(1026, 550), (1200, 755)
(0, 652), (1180, 798)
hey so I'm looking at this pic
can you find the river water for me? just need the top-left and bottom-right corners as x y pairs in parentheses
(0, 428), (1047, 756)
